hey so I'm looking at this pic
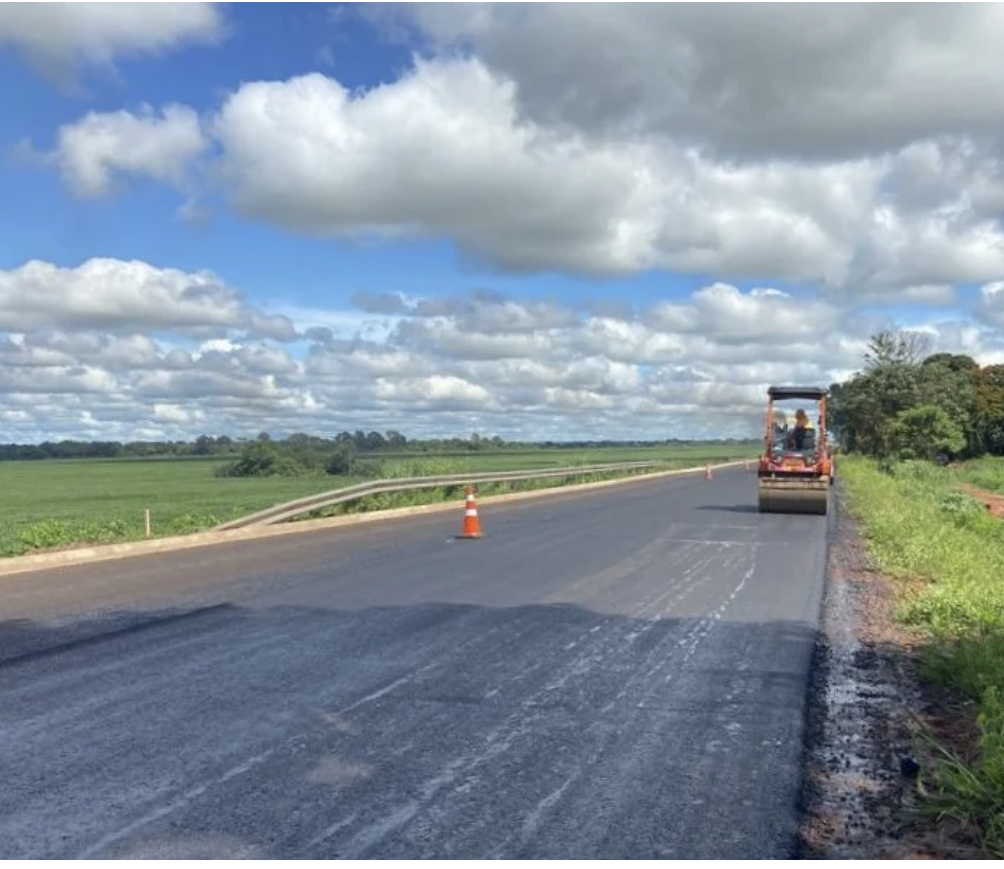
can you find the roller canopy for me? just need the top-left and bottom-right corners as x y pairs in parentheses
(767, 386), (828, 400)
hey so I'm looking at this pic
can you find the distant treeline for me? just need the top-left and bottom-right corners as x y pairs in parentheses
(0, 430), (757, 464)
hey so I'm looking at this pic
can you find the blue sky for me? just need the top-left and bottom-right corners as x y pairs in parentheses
(1, 3), (1003, 443)
(0, 3), (718, 316)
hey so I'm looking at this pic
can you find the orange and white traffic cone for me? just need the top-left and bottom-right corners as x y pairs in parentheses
(457, 485), (484, 539)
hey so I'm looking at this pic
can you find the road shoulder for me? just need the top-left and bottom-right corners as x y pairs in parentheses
(797, 486), (984, 859)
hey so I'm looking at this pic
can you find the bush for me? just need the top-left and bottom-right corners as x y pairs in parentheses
(215, 441), (305, 478)
(326, 445), (356, 476)
(5, 518), (139, 556)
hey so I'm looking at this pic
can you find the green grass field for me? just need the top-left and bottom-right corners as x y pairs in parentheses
(839, 456), (1004, 856)
(0, 443), (758, 558)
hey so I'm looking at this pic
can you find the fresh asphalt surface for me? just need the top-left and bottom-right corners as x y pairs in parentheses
(0, 468), (830, 859)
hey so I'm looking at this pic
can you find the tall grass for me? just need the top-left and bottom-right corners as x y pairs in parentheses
(840, 456), (1004, 854)
(954, 457), (1004, 495)
(376, 456), (476, 479)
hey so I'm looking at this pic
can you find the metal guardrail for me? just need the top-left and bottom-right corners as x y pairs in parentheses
(213, 458), (748, 531)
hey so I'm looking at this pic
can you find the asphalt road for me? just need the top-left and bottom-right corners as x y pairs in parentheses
(0, 468), (829, 859)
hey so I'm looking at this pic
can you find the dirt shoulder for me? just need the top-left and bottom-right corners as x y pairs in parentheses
(797, 489), (985, 859)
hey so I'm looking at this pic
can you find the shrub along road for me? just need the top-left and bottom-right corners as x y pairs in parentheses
(0, 468), (829, 859)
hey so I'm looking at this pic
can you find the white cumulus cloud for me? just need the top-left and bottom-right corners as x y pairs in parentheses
(0, 2), (224, 86)
(50, 104), (207, 197)
(0, 258), (297, 341)
(38, 48), (1004, 294)
(2, 263), (994, 442)
(388, 3), (1004, 160)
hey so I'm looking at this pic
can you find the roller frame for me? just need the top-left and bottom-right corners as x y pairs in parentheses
(757, 385), (833, 516)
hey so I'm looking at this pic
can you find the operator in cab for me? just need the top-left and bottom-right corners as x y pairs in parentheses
(787, 408), (815, 452)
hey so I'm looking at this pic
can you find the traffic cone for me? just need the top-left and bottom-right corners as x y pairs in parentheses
(457, 486), (484, 539)
(705, 464), (712, 480)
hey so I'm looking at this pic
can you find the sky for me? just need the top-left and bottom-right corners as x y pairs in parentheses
(2, 2), (1004, 444)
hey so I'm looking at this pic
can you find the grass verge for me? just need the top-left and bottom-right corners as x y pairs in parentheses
(952, 456), (1004, 495)
(839, 455), (1004, 856)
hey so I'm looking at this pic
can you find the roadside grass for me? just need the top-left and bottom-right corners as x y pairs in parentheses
(953, 456), (1004, 495)
(839, 455), (1004, 855)
(0, 445), (756, 557)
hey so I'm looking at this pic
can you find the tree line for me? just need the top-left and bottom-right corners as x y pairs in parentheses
(0, 430), (493, 462)
(828, 330), (1004, 461)
(0, 429), (754, 467)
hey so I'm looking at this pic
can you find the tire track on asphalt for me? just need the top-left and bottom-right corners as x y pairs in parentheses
(316, 536), (759, 857)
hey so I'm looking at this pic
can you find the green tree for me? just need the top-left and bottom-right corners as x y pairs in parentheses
(976, 364), (1004, 455)
(384, 430), (407, 450)
(192, 434), (213, 456)
(887, 405), (966, 461)
(836, 329), (934, 456)
(364, 431), (386, 451)
(917, 354), (979, 455)
(326, 443), (357, 476)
